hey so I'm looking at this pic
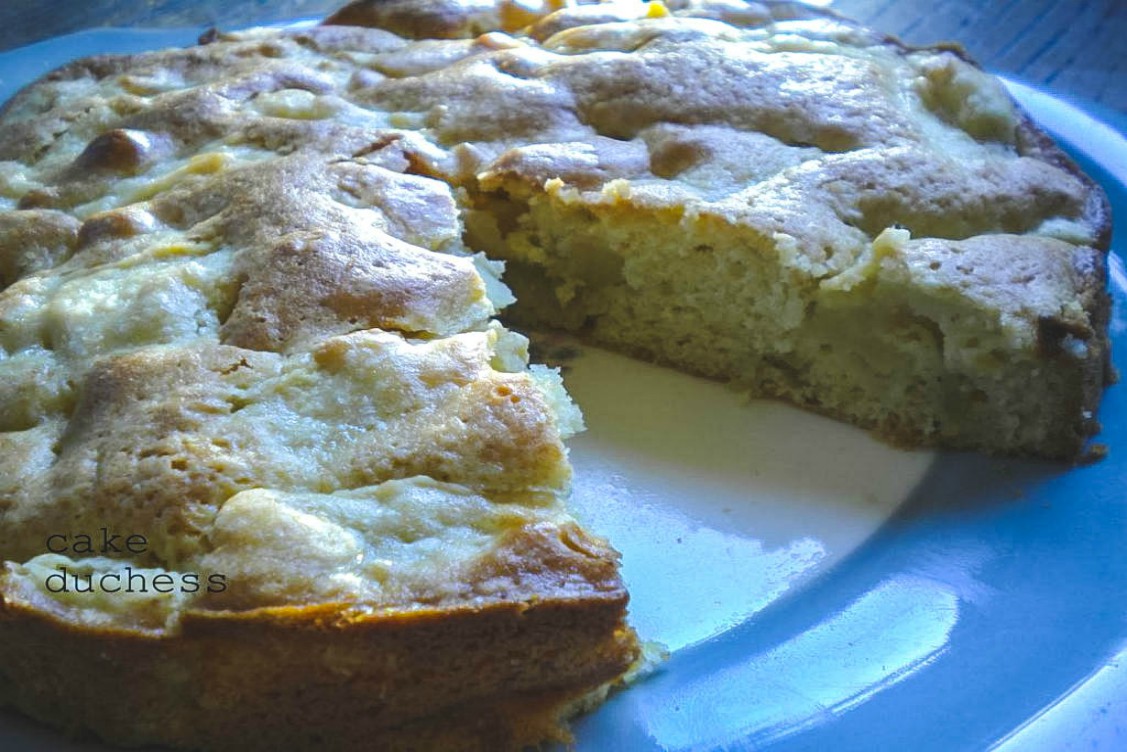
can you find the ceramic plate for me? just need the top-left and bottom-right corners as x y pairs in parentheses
(0, 26), (1124, 752)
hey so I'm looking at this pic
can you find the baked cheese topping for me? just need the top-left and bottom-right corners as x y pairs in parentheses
(0, 0), (1109, 627)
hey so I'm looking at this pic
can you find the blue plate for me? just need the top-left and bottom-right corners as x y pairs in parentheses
(571, 83), (1127, 752)
(0, 27), (1124, 752)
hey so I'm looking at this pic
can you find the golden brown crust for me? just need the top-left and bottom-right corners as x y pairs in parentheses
(0, 593), (637, 751)
(1012, 109), (1116, 414)
(871, 18), (1113, 256)
(325, 0), (508, 39)
(0, 210), (80, 289)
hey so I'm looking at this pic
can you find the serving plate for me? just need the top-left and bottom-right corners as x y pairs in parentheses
(0, 25), (1124, 752)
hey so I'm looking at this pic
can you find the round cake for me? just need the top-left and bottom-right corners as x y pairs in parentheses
(0, 0), (1112, 749)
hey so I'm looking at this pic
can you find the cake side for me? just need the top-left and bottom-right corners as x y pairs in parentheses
(0, 516), (635, 751)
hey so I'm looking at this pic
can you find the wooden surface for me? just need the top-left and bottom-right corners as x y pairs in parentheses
(834, 0), (1126, 114)
(0, 0), (1124, 115)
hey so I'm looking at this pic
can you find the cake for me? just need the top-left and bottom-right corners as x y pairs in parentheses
(0, 0), (1112, 750)
(328, 0), (1112, 459)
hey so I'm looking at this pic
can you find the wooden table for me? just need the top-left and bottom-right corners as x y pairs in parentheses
(1, 0), (1124, 115)
(836, 0), (1126, 115)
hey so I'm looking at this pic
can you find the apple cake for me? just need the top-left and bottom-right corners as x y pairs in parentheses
(327, 0), (1113, 459)
(0, 0), (1113, 750)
